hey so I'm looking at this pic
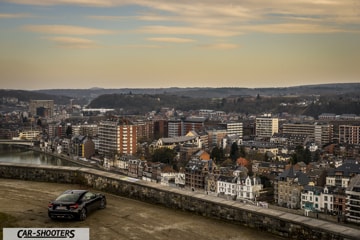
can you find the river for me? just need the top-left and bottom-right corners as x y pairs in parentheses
(0, 146), (79, 166)
(0, 146), (284, 240)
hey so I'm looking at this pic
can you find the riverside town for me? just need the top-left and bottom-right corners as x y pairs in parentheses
(1, 86), (360, 239)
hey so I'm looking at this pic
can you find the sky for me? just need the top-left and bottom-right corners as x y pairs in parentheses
(0, 0), (359, 90)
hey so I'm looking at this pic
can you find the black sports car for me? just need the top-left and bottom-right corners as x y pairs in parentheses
(48, 190), (106, 221)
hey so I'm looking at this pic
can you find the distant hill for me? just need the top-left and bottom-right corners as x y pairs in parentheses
(34, 83), (360, 100)
(0, 89), (71, 105)
(87, 90), (360, 117)
(1, 83), (360, 117)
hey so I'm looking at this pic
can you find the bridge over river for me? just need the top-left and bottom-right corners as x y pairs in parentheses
(0, 139), (34, 146)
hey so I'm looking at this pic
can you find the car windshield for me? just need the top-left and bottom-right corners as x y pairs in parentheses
(55, 193), (80, 202)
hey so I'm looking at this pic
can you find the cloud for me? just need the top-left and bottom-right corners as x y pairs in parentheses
(0, 13), (32, 18)
(241, 22), (345, 34)
(139, 25), (242, 37)
(23, 24), (115, 35)
(198, 43), (239, 50)
(118, 44), (163, 49)
(44, 36), (98, 48)
(88, 15), (130, 20)
(7, 0), (360, 36)
(4, 0), (121, 7)
(147, 37), (195, 43)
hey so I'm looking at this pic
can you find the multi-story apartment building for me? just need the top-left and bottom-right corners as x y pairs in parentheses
(134, 119), (154, 141)
(346, 174), (360, 223)
(207, 127), (228, 148)
(282, 123), (315, 137)
(80, 124), (98, 137)
(98, 118), (137, 157)
(168, 119), (182, 137)
(220, 121), (243, 138)
(282, 123), (333, 146)
(128, 158), (143, 178)
(326, 163), (360, 188)
(217, 175), (238, 198)
(255, 117), (278, 138)
(339, 125), (360, 145)
(282, 123), (314, 146)
(71, 135), (95, 159)
(183, 117), (206, 136)
(185, 158), (218, 191)
(274, 166), (310, 209)
(314, 123), (333, 147)
(29, 100), (54, 118)
(301, 186), (334, 214)
(16, 130), (41, 140)
(237, 175), (263, 201)
(216, 167), (263, 202)
(153, 119), (168, 139)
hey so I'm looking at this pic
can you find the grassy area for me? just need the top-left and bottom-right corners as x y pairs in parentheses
(0, 212), (17, 239)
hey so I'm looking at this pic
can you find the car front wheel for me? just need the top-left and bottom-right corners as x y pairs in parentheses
(79, 208), (87, 221)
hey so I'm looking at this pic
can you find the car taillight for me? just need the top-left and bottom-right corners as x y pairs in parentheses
(70, 204), (78, 209)
(48, 203), (53, 208)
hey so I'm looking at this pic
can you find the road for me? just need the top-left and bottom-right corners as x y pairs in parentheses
(0, 179), (282, 240)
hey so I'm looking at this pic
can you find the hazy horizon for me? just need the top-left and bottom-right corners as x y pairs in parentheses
(1, 1), (359, 90)
(2, 82), (360, 92)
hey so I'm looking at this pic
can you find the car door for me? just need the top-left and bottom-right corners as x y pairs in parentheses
(82, 192), (98, 213)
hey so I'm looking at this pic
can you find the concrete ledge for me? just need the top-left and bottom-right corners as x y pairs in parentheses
(1, 163), (359, 240)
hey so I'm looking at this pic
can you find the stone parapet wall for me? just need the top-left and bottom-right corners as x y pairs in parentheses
(1, 162), (359, 240)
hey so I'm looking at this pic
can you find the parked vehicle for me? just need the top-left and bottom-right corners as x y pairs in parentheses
(48, 190), (106, 221)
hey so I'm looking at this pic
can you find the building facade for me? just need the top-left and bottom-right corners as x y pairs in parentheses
(346, 174), (360, 223)
(255, 117), (279, 138)
(98, 119), (137, 157)
(339, 125), (360, 145)
(29, 100), (54, 118)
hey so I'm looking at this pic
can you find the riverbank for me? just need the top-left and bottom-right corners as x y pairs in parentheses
(31, 147), (101, 169)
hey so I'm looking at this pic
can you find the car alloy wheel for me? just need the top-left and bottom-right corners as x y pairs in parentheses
(100, 198), (106, 209)
(79, 208), (87, 221)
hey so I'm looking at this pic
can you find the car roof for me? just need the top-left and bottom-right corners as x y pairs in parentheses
(62, 190), (88, 195)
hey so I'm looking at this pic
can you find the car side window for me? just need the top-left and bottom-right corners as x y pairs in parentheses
(82, 192), (94, 201)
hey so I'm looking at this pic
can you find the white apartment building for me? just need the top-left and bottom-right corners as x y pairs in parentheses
(217, 176), (237, 197)
(217, 171), (263, 202)
(301, 186), (334, 213)
(255, 117), (278, 138)
(221, 121), (243, 138)
(14, 130), (41, 140)
(237, 176), (263, 201)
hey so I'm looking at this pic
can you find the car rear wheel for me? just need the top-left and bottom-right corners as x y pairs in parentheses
(100, 198), (106, 209)
(79, 208), (87, 221)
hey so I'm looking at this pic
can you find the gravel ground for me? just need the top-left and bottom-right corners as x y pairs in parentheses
(0, 178), (282, 240)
